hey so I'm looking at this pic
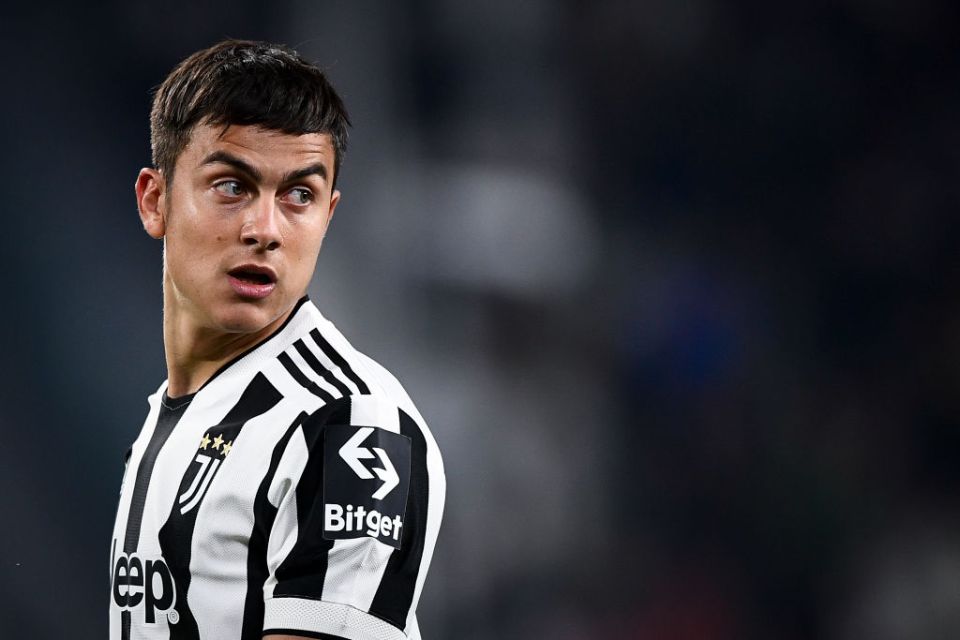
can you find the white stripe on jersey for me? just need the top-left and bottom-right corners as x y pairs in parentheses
(263, 426), (310, 599)
(320, 537), (397, 612)
(263, 598), (408, 640)
(350, 394), (402, 432)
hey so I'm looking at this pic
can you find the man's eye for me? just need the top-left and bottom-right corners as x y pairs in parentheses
(214, 180), (244, 197)
(285, 188), (314, 206)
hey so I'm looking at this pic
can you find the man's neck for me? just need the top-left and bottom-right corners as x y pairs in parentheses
(163, 299), (294, 399)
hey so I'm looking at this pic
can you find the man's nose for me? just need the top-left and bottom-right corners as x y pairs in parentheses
(240, 196), (282, 250)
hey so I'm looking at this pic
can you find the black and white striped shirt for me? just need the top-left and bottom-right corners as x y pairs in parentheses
(109, 297), (445, 640)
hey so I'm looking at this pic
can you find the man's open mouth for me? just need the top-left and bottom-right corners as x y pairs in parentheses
(228, 266), (277, 285)
(227, 265), (278, 299)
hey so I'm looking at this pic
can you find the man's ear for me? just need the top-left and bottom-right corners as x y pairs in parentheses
(136, 168), (166, 239)
(325, 189), (341, 228)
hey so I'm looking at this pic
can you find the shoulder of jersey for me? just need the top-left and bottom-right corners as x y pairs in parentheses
(270, 301), (422, 416)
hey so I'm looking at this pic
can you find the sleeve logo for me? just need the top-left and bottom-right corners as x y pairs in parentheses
(338, 427), (401, 499)
(323, 425), (411, 549)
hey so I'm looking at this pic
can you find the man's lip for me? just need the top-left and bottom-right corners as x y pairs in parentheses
(227, 274), (276, 300)
(227, 263), (278, 284)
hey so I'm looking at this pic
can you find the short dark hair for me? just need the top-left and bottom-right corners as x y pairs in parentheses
(150, 39), (350, 187)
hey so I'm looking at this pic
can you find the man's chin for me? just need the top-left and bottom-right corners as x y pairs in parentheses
(212, 302), (284, 336)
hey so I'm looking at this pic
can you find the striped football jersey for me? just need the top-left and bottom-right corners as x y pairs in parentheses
(109, 297), (445, 640)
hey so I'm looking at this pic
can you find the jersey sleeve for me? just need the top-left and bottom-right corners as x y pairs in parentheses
(261, 395), (435, 640)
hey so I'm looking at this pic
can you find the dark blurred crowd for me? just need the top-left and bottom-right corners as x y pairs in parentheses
(1, 1), (959, 639)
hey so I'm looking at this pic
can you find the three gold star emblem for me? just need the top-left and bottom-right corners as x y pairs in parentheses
(199, 432), (233, 457)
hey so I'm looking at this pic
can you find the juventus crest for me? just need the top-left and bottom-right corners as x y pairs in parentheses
(178, 432), (233, 514)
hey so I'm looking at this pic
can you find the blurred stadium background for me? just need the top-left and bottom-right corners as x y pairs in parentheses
(2, 1), (960, 638)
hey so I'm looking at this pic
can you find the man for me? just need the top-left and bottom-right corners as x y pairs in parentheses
(110, 40), (445, 640)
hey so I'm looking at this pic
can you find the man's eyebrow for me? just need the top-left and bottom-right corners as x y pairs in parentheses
(200, 151), (263, 182)
(200, 151), (328, 186)
(281, 163), (328, 185)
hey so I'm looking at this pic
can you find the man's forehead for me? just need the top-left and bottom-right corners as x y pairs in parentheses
(186, 123), (334, 173)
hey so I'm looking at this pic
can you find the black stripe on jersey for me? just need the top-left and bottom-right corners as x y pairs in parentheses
(120, 395), (191, 640)
(278, 351), (336, 403)
(240, 410), (308, 640)
(369, 409), (430, 628)
(272, 398), (353, 599)
(292, 339), (352, 396)
(123, 399), (191, 553)
(308, 328), (371, 395)
(158, 372), (283, 640)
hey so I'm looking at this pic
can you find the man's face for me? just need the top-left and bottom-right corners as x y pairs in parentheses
(138, 123), (340, 336)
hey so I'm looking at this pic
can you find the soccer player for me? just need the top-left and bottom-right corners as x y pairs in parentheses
(109, 40), (445, 640)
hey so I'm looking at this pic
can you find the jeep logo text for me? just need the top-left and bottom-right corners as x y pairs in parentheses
(112, 552), (178, 624)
